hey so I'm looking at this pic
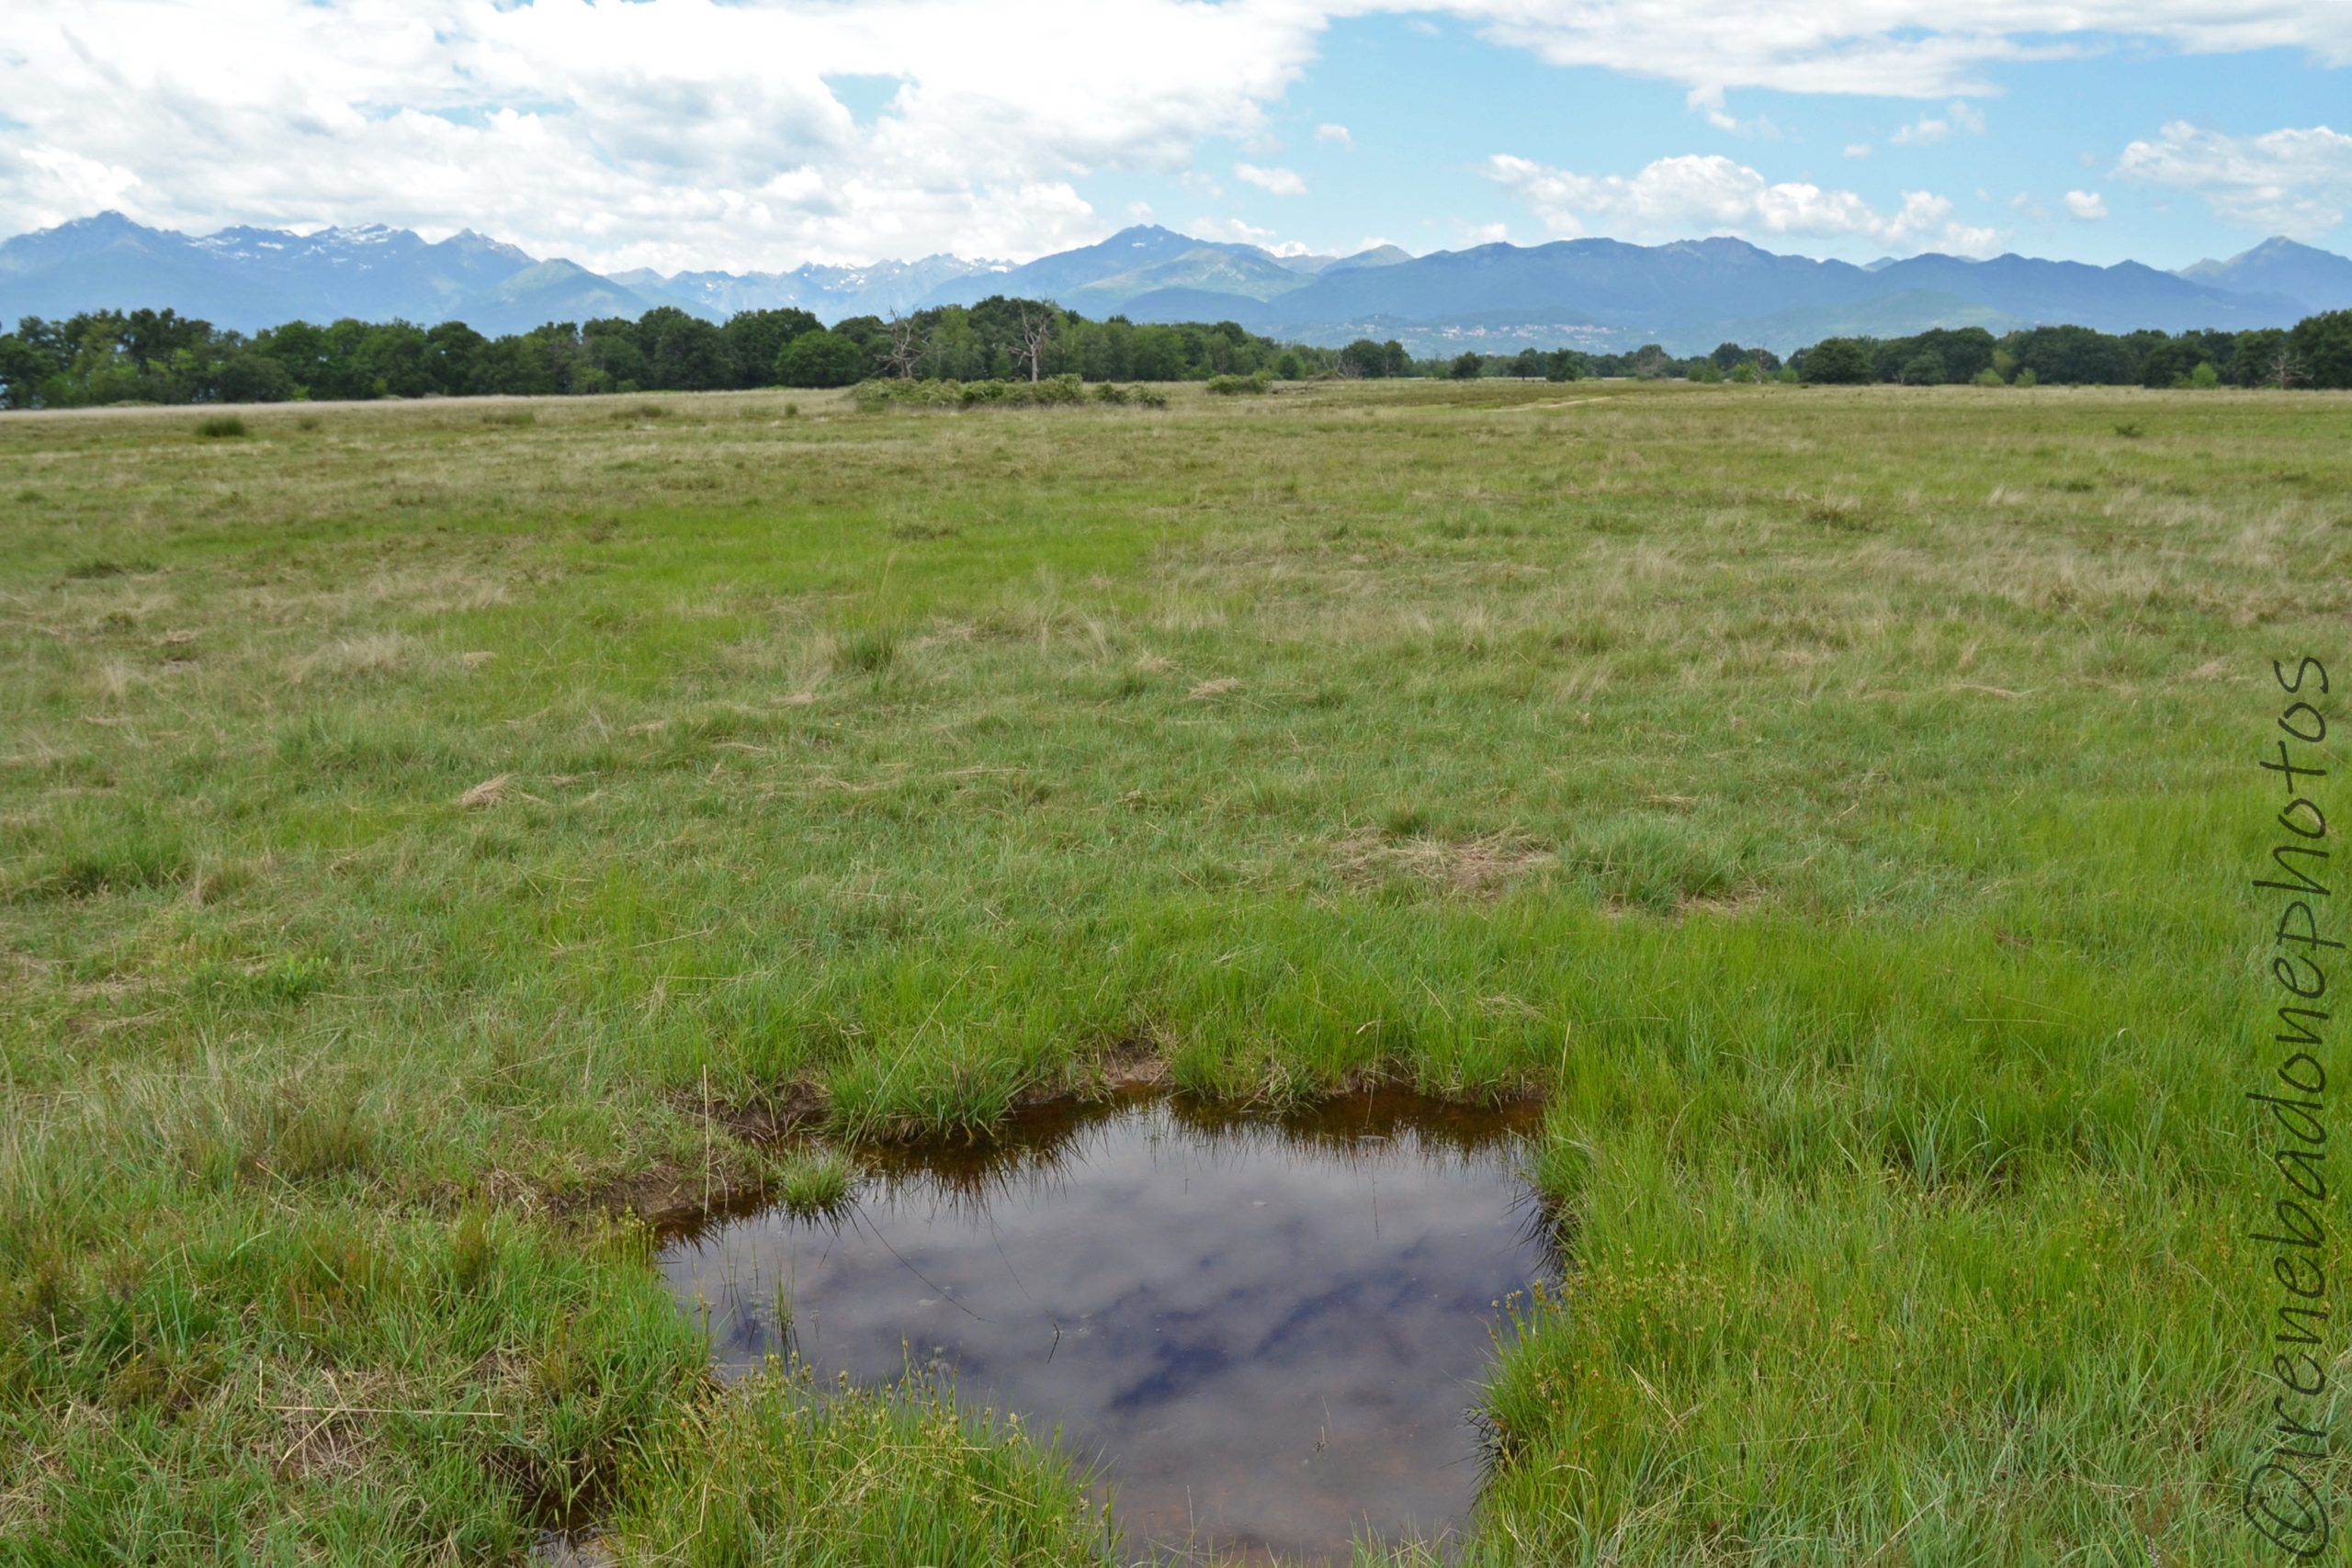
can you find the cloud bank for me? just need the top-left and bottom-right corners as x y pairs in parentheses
(1487, 152), (2000, 255)
(3, 2), (2349, 267)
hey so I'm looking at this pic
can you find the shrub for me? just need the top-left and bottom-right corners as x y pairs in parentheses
(1204, 371), (1272, 396)
(2015, 367), (2040, 388)
(857, 375), (1137, 412)
(1971, 367), (2006, 387)
(194, 415), (248, 439)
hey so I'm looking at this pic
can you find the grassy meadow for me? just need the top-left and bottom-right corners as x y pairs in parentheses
(2, 378), (2348, 1563)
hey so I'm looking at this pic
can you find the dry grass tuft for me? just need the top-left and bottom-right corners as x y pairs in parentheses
(458, 773), (517, 809)
(1335, 827), (1555, 897)
(1185, 676), (1241, 701)
(292, 632), (419, 683)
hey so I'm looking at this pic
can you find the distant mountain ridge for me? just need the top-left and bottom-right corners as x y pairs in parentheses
(2177, 237), (2352, 314)
(0, 211), (661, 338)
(1, 211), (2340, 355)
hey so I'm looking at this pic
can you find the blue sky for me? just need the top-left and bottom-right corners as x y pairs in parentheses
(1133, 19), (2352, 267)
(3, 2), (2349, 273)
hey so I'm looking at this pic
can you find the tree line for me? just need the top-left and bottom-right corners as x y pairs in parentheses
(0, 299), (1340, 410)
(1427, 313), (2352, 389)
(1784, 315), (2352, 389)
(3, 298), (2347, 409)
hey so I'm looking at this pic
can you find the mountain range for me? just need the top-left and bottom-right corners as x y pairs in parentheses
(5, 211), (2346, 355)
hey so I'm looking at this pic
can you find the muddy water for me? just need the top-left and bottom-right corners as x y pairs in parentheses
(660, 1090), (1553, 1563)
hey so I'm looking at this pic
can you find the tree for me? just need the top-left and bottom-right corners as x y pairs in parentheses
(1012, 303), (1054, 382)
(0, 332), (49, 409)
(2262, 347), (2309, 389)
(1449, 352), (1483, 380)
(214, 351), (296, 403)
(721, 308), (820, 389)
(2138, 337), (2205, 389)
(880, 313), (926, 379)
(1800, 338), (1875, 384)
(637, 308), (727, 390)
(2229, 328), (2287, 388)
(1337, 338), (1387, 378)
(355, 321), (435, 399)
(1898, 352), (1948, 386)
(2004, 324), (2135, 386)
(2286, 310), (2352, 389)
(424, 321), (490, 396)
(776, 329), (868, 388)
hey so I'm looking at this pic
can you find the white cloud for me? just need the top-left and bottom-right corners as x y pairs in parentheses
(1315, 123), (1353, 150)
(0, 0), (1329, 269)
(1844, 143), (1873, 159)
(2113, 120), (2352, 238)
(1442, 2), (2352, 99)
(1234, 162), (1308, 197)
(4, 1), (2350, 269)
(1187, 215), (1278, 245)
(1889, 100), (1987, 146)
(1683, 85), (1778, 139)
(1487, 151), (1999, 256)
(2064, 188), (2108, 219)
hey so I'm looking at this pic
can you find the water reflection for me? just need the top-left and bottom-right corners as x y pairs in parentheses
(660, 1090), (1553, 1563)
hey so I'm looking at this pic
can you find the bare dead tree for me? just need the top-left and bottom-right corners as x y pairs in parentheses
(2267, 348), (2308, 390)
(882, 312), (924, 380)
(1014, 304), (1053, 382)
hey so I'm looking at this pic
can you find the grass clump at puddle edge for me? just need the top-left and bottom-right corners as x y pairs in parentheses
(1, 380), (2347, 1561)
(609, 1365), (1114, 1566)
(774, 1148), (854, 1213)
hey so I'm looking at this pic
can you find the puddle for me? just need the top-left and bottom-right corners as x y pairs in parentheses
(660, 1090), (1553, 1562)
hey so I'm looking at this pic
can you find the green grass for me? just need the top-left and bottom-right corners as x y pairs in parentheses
(610, 1366), (1114, 1566)
(775, 1149), (854, 1215)
(1, 379), (2348, 1562)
